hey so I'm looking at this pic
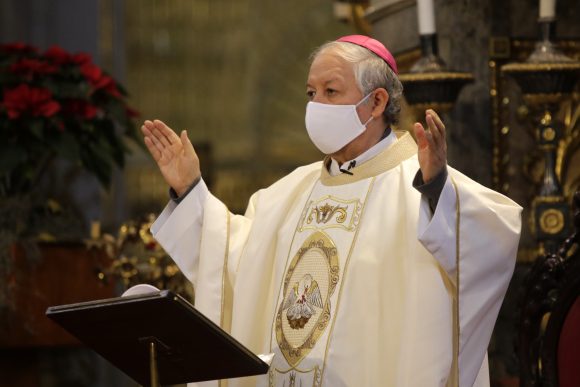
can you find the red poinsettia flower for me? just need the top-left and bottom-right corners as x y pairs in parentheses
(10, 58), (59, 78)
(62, 99), (98, 119)
(80, 63), (122, 98)
(2, 84), (61, 119)
(43, 45), (73, 65)
(80, 62), (102, 85)
(98, 75), (122, 98)
(72, 53), (91, 65)
(0, 42), (139, 196)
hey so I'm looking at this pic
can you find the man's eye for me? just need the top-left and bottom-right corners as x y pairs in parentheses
(326, 88), (337, 95)
(306, 90), (315, 99)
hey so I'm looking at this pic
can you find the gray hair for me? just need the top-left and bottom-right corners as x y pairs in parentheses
(310, 41), (403, 126)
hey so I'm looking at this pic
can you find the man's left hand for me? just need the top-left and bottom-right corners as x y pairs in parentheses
(413, 109), (447, 183)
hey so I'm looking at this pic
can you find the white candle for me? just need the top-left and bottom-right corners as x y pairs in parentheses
(417, 0), (436, 35)
(539, 0), (556, 19)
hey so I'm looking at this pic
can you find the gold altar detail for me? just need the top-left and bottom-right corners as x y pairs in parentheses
(491, 39), (580, 198)
(497, 30), (580, 258)
(89, 214), (194, 302)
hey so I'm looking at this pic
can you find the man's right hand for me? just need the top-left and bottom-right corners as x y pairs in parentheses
(141, 120), (201, 197)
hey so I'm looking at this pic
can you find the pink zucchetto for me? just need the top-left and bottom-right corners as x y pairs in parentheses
(336, 35), (398, 74)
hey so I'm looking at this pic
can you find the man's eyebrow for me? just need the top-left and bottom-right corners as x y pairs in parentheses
(324, 78), (341, 86)
(306, 77), (342, 88)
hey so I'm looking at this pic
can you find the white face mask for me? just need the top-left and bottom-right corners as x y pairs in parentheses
(305, 93), (374, 155)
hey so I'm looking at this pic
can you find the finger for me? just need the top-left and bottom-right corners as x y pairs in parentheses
(145, 126), (172, 158)
(141, 124), (159, 145)
(141, 125), (160, 150)
(180, 130), (196, 158)
(143, 136), (162, 162)
(154, 120), (181, 146)
(413, 122), (429, 150)
(427, 109), (446, 140)
(426, 113), (442, 146)
(142, 120), (170, 151)
(141, 123), (155, 138)
(427, 109), (445, 129)
(143, 120), (155, 129)
(150, 123), (172, 148)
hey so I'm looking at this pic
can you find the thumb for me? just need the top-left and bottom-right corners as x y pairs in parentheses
(180, 130), (196, 157)
(414, 122), (428, 150)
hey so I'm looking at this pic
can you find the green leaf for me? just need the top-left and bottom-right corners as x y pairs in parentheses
(29, 120), (44, 139)
(56, 131), (81, 161)
(0, 144), (26, 173)
(57, 81), (90, 99)
(80, 143), (113, 189)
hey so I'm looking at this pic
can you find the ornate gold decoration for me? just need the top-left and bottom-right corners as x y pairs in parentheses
(398, 72), (475, 82)
(491, 38), (580, 205)
(523, 93), (568, 106)
(94, 214), (194, 302)
(529, 195), (570, 242)
(496, 37), (579, 257)
(542, 127), (556, 141)
(299, 196), (362, 232)
(501, 62), (580, 73)
(502, 62), (580, 74)
(276, 231), (339, 368)
(307, 203), (347, 225)
(269, 365), (322, 387)
(538, 209), (565, 234)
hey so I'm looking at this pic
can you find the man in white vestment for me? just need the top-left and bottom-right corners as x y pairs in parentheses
(141, 35), (522, 387)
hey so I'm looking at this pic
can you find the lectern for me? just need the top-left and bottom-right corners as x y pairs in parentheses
(46, 290), (270, 386)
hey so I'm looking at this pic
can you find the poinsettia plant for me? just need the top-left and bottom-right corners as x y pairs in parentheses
(0, 42), (140, 197)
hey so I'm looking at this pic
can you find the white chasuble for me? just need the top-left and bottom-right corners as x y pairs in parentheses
(151, 132), (522, 387)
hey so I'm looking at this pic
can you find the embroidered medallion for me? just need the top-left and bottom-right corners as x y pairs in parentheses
(276, 231), (339, 367)
(298, 195), (362, 232)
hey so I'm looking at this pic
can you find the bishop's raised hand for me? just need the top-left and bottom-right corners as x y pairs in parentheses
(413, 109), (447, 183)
(141, 120), (201, 196)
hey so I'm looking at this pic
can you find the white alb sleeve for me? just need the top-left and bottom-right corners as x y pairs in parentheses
(151, 178), (210, 285)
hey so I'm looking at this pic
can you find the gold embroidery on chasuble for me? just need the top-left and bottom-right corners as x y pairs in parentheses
(275, 231), (339, 367)
(299, 196), (362, 232)
(269, 366), (322, 387)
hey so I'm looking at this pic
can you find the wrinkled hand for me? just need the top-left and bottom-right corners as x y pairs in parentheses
(141, 120), (200, 196)
(413, 109), (447, 183)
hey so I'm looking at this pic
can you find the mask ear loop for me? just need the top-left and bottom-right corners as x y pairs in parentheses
(355, 91), (374, 107)
(362, 115), (374, 126)
(356, 91), (375, 127)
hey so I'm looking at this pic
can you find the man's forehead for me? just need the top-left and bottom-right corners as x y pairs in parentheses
(307, 52), (354, 83)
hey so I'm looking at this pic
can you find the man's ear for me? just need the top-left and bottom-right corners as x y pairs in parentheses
(371, 88), (389, 119)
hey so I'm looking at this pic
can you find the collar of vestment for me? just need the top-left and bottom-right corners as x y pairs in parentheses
(320, 131), (417, 186)
(329, 129), (398, 176)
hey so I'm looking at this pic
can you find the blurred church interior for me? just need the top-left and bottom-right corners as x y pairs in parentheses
(0, 0), (578, 386)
